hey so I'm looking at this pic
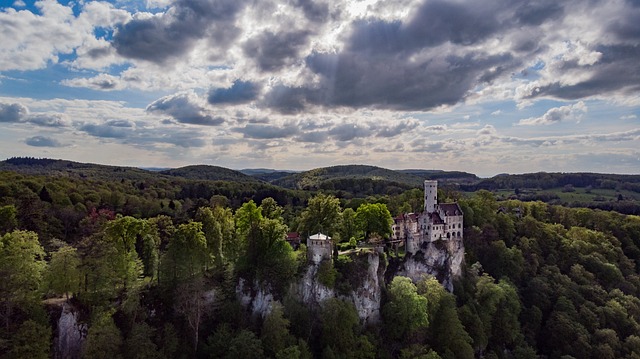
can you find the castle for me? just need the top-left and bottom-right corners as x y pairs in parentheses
(392, 180), (463, 253)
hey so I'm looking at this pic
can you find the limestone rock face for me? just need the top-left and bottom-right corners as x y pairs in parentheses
(294, 262), (335, 308)
(236, 278), (275, 318)
(55, 303), (87, 359)
(395, 239), (464, 291)
(237, 238), (463, 322)
(348, 253), (383, 324)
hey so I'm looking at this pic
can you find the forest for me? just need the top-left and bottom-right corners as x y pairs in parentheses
(1, 158), (640, 359)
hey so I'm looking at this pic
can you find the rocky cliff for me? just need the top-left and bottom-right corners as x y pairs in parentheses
(54, 302), (87, 359)
(393, 238), (464, 291)
(238, 239), (464, 323)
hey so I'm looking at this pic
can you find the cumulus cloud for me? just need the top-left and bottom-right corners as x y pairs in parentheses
(208, 81), (261, 105)
(0, 1), (130, 71)
(234, 123), (300, 139)
(147, 92), (224, 126)
(78, 123), (131, 139)
(243, 30), (312, 72)
(26, 113), (69, 127)
(25, 135), (63, 147)
(112, 0), (243, 64)
(62, 74), (126, 91)
(518, 101), (587, 125)
(0, 102), (28, 122)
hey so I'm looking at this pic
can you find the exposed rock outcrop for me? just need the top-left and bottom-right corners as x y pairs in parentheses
(348, 252), (383, 324)
(237, 238), (464, 323)
(55, 302), (87, 359)
(394, 239), (464, 291)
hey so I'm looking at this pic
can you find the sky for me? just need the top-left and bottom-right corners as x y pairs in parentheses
(0, 0), (639, 177)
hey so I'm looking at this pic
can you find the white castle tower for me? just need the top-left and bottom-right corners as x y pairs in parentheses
(424, 180), (437, 213)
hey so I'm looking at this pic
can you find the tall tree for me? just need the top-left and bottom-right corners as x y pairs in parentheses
(261, 197), (284, 220)
(8, 319), (51, 359)
(46, 245), (81, 300)
(0, 230), (46, 329)
(84, 312), (123, 359)
(298, 194), (342, 238)
(383, 276), (429, 344)
(339, 208), (359, 243)
(162, 222), (208, 284)
(355, 203), (393, 241)
(174, 275), (207, 352)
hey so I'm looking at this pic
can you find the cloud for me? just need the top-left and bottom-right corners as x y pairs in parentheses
(375, 120), (420, 138)
(0, 102), (28, 122)
(112, 0), (243, 64)
(295, 0), (330, 22)
(147, 92), (224, 126)
(26, 113), (69, 127)
(0, 1), (130, 71)
(78, 123), (131, 139)
(518, 101), (587, 125)
(243, 30), (312, 71)
(208, 81), (261, 105)
(62, 74), (125, 91)
(25, 136), (64, 147)
(621, 114), (637, 120)
(234, 123), (300, 139)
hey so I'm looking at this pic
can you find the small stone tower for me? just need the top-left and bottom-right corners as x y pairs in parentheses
(424, 180), (437, 213)
(307, 233), (332, 263)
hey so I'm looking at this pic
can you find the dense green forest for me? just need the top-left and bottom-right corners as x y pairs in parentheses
(1, 158), (640, 358)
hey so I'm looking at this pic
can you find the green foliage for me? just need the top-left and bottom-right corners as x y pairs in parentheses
(297, 194), (342, 238)
(319, 298), (376, 359)
(317, 259), (337, 288)
(0, 205), (17, 234)
(227, 329), (265, 359)
(355, 202), (393, 240)
(124, 322), (160, 359)
(46, 244), (81, 299)
(161, 222), (207, 284)
(7, 319), (51, 359)
(418, 277), (473, 359)
(84, 311), (123, 359)
(383, 276), (429, 343)
(261, 302), (294, 357)
(0, 230), (46, 329)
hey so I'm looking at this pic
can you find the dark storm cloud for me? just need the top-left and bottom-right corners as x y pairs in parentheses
(261, 0), (559, 112)
(262, 85), (317, 114)
(234, 123), (300, 139)
(208, 80), (261, 105)
(529, 44), (640, 100)
(147, 93), (224, 126)
(0, 102), (28, 122)
(514, 0), (564, 26)
(295, 0), (330, 23)
(25, 136), (63, 147)
(112, 0), (244, 64)
(291, 50), (516, 111)
(243, 30), (312, 71)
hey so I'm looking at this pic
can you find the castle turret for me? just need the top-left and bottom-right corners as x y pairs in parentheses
(424, 180), (437, 213)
